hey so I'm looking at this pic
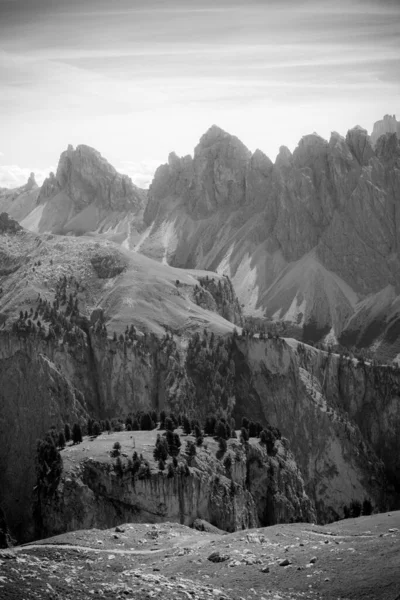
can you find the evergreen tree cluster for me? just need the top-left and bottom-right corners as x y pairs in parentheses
(36, 428), (63, 493)
(186, 330), (236, 417)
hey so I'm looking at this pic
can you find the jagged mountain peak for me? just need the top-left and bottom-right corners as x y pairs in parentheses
(345, 125), (374, 165)
(38, 144), (144, 217)
(250, 148), (273, 174)
(275, 145), (293, 168)
(371, 114), (400, 147)
(293, 133), (329, 168)
(196, 124), (232, 147)
(195, 124), (251, 159)
(56, 143), (123, 183)
(30, 144), (147, 235)
(375, 131), (400, 162)
(25, 172), (38, 190)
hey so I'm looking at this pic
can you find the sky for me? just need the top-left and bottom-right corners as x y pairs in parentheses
(0, 0), (399, 189)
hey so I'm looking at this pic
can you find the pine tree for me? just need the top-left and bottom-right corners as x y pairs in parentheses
(214, 420), (228, 440)
(240, 427), (249, 444)
(64, 423), (71, 442)
(159, 410), (166, 429)
(182, 416), (192, 435)
(194, 424), (202, 439)
(185, 440), (196, 458)
(140, 412), (154, 431)
(58, 431), (66, 449)
(72, 423), (82, 444)
(36, 432), (63, 490)
(218, 437), (227, 454)
(111, 441), (121, 457)
(165, 417), (175, 432)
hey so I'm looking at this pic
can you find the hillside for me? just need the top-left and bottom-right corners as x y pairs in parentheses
(0, 221), (241, 336)
(2, 512), (400, 600)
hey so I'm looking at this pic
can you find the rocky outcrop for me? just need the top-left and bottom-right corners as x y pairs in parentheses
(37, 438), (315, 538)
(193, 275), (243, 326)
(371, 114), (400, 147)
(138, 122), (400, 355)
(31, 145), (146, 235)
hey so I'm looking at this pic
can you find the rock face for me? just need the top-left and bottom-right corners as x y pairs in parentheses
(0, 334), (87, 542)
(289, 339), (400, 498)
(0, 174), (40, 223)
(26, 145), (146, 236)
(138, 123), (400, 356)
(36, 437), (315, 539)
(193, 275), (243, 326)
(371, 114), (400, 146)
(225, 338), (389, 520)
(1, 319), (395, 542)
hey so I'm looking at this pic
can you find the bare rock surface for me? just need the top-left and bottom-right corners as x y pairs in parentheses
(1, 512), (399, 599)
(371, 114), (400, 146)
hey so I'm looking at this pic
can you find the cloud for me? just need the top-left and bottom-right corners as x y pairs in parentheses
(0, 0), (399, 173)
(117, 160), (161, 189)
(0, 165), (54, 189)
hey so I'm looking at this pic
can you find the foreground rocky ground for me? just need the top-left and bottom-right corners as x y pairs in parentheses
(1, 512), (399, 600)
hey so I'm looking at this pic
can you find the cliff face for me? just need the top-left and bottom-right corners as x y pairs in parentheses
(224, 338), (388, 521)
(138, 124), (400, 355)
(37, 437), (315, 538)
(289, 340), (400, 496)
(0, 327), (396, 542)
(0, 334), (87, 542)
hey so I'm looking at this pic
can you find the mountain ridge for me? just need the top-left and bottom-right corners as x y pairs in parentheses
(1, 117), (400, 358)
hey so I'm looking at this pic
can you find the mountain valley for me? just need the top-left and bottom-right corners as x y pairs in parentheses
(0, 117), (400, 585)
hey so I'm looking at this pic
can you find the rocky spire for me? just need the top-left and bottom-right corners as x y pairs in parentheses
(26, 172), (37, 190)
(371, 114), (400, 147)
(345, 126), (374, 166)
(39, 144), (145, 212)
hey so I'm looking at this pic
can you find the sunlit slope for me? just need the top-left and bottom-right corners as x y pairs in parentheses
(0, 228), (239, 335)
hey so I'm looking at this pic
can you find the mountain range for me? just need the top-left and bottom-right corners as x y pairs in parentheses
(1, 114), (400, 360)
(1, 114), (400, 544)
